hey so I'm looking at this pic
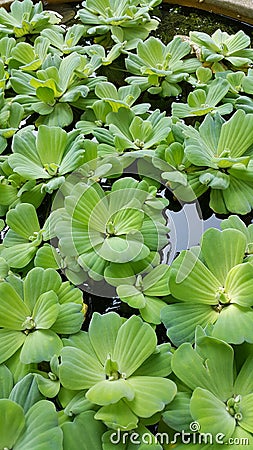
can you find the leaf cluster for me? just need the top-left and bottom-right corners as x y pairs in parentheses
(0, 0), (253, 447)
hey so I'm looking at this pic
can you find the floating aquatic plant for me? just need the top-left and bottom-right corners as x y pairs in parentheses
(9, 52), (96, 126)
(0, 0), (61, 38)
(59, 312), (176, 430)
(116, 264), (170, 324)
(126, 36), (201, 97)
(161, 227), (253, 346)
(8, 125), (86, 193)
(55, 177), (169, 282)
(77, 0), (162, 49)
(190, 29), (253, 69)
(172, 77), (233, 118)
(168, 110), (253, 214)
(0, 267), (84, 364)
(169, 332), (253, 447)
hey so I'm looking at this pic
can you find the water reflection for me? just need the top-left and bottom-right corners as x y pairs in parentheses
(164, 203), (222, 263)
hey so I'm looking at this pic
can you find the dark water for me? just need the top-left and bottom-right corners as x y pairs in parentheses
(154, 3), (253, 43)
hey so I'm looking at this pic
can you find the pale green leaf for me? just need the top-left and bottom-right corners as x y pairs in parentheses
(161, 303), (218, 346)
(169, 250), (220, 303)
(14, 400), (62, 450)
(126, 376), (176, 417)
(88, 312), (123, 366)
(86, 379), (135, 405)
(0, 282), (30, 329)
(62, 411), (105, 450)
(117, 285), (146, 309)
(95, 400), (138, 431)
(225, 263), (253, 307)
(59, 346), (104, 390)
(23, 267), (62, 311)
(190, 387), (235, 440)
(36, 125), (67, 166)
(0, 365), (13, 398)
(201, 228), (246, 285)
(212, 304), (253, 344)
(217, 110), (253, 158)
(0, 399), (25, 449)
(240, 394), (253, 433)
(32, 291), (59, 329)
(20, 330), (63, 364)
(6, 203), (40, 239)
(113, 315), (157, 377)
(0, 329), (25, 364)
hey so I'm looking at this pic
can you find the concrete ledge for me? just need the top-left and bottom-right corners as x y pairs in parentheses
(163, 0), (253, 25)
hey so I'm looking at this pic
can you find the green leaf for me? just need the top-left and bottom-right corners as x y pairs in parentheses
(0, 365), (13, 398)
(58, 52), (81, 93)
(162, 392), (192, 431)
(10, 373), (43, 413)
(88, 312), (123, 366)
(196, 335), (234, 399)
(212, 304), (253, 344)
(59, 346), (104, 390)
(0, 329), (26, 364)
(161, 303), (218, 347)
(96, 399), (139, 430)
(14, 400), (62, 450)
(62, 411), (105, 450)
(20, 330), (63, 364)
(217, 110), (253, 157)
(133, 343), (172, 378)
(117, 285), (146, 309)
(0, 282), (30, 329)
(24, 267), (62, 311)
(201, 228), (246, 285)
(98, 235), (150, 264)
(67, 182), (108, 231)
(113, 316), (157, 377)
(169, 250), (220, 303)
(142, 264), (170, 296)
(234, 355), (253, 396)
(1, 243), (38, 269)
(35, 374), (60, 399)
(190, 387), (235, 440)
(104, 263), (136, 286)
(34, 245), (60, 269)
(6, 203), (40, 239)
(225, 263), (253, 307)
(51, 303), (83, 334)
(172, 338), (234, 400)
(32, 291), (59, 329)
(140, 296), (168, 325)
(126, 376), (177, 417)
(63, 391), (94, 416)
(36, 125), (67, 166)
(0, 399), (25, 449)
(36, 86), (55, 104)
(9, 154), (50, 180)
(240, 394), (253, 433)
(111, 208), (144, 235)
(86, 379), (135, 405)
(36, 103), (73, 127)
